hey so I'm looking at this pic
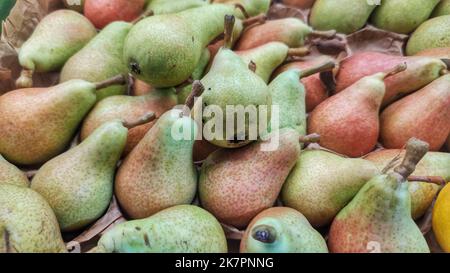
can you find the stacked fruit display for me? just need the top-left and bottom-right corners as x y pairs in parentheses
(0, 0), (449, 253)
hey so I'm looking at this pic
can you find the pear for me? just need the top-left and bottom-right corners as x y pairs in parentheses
(415, 47), (450, 59)
(240, 207), (328, 253)
(0, 155), (29, 187)
(0, 184), (66, 253)
(84, 0), (146, 29)
(335, 52), (448, 106)
(115, 109), (198, 219)
(236, 42), (310, 83)
(60, 22), (132, 101)
(365, 149), (450, 219)
(308, 64), (407, 157)
(213, 0), (271, 17)
(406, 15), (450, 55)
(147, 0), (208, 15)
(199, 128), (306, 228)
(16, 10), (97, 88)
(433, 183), (450, 252)
(31, 120), (140, 232)
(124, 4), (241, 87)
(371, 0), (440, 34)
(328, 138), (431, 253)
(91, 205), (227, 253)
(380, 74), (450, 151)
(268, 62), (335, 137)
(432, 0), (450, 17)
(281, 150), (380, 227)
(310, 0), (376, 34)
(0, 76), (127, 166)
(81, 89), (177, 155)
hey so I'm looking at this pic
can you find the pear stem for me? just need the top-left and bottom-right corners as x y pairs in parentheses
(310, 29), (337, 39)
(132, 9), (154, 25)
(394, 138), (429, 180)
(251, 225), (277, 244)
(384, 63), (407, 79)
(123, 112), (156, 129)
(299, 61), (336, 79)
(185, 80), (205, 109)
(94, 75), (127, 90)
(248, 61), (257, 72)
(15, 69), (34, 89)
(242, 14), (267, 28)
(287, 47), (310, 57)
(234, 3), (250, 19)
(407, 176), (446, 186)
(175, 77), (194, 94)
(299, 133), (321, 143)
(223, 15), (236, 49)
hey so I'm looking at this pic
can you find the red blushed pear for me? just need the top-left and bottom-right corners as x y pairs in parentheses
(380, 74), (450, 151)
(308, 64), (407, 158)
(335, 51), (448, 106)
(84, 0), (146, 29)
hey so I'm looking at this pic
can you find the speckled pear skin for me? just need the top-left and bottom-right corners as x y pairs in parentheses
(0, 184), (66, 253)
(147, 0), (208, 15)
(0, 80), (98, 166)
(240, 207), (328, 253)
(281, 150), (379, 227)
(60, 22), (131, 101)
(196, 48), (271, 148)
(365, 149), (450, 219)
(335, 52), (447, 106)
(124, 4), (240, 87)
(199, 129), (301, 228)
(310, 0), (376, 34)
(268, 69), (306, 136)
(0, 155), (29, 187)
(115, 110), (198, 219)
(371, 0), (439, 34)
(406, 15), (450, 55)
(328, 175), (430, 253)
(432, 0), (450, 17)
(31, 121), (127, 232)
(380, 74), (450, 151)
(237, 42), (290, 83)
(81, 89), (177, 155)
(93, 205), (227, 253)
(308, 73), (387, 158)
(213, 0), (271, 16)
(19, 10), (96, 72)
(235, 18), (313, 50)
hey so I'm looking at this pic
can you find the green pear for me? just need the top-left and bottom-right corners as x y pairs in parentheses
(31, 121), (129, 232)
(146, 0), (208, 14)
(328, 139), (430, 253)
(91, 205), (227, 253)
(81, 89), (178, 155)
(0, 76), (127, 166)
(281, 150), (380, 227)
(124, 4), (241, 87)
(310, 0), (376, 34)
(268, 62), (335, 136)
(240, 207), (328, 253)
(60, 22), (132, 101)
(432, 0), (450, 17)
(0, 155), (29, 187)
(16, 10), (97, 88)
(365, 149), (450, 219)
(371, 0), (440, 34)
(115, 109), (198, 219)
(406, 15), (450, 55)
(236, 42), (309, 83)
(0, 184), (66, 253)
(213, 0), (271, 16)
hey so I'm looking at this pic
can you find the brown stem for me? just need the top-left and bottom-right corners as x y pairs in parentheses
(224, 15), (236, 49)
(123, 112), (156, 129)
(15, 69), (34, 89)
(185, 80), (205, 109)
(407, 176), (446, 186)
(384, 63), (407, 79)
(242, 14), (267, 28)
(287, 47), (310, 57)
(175, 77), (194, 94)
(234, 3), (250, 19)
(299, 133), (320, 143)
(95, 75), (127, 90)
(248, 61), (257, 72)
(393, 138), (429, 180)
(251, 225), (277, 244)
(299, 61), (336, 79)
(132, 9), (154, 24)
(310, 29), (337, 39)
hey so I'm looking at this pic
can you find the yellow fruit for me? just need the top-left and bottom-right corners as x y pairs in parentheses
(433, 184), (450, 252)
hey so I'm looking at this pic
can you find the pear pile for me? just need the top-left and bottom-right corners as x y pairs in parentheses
(0, 0), (449, 254)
